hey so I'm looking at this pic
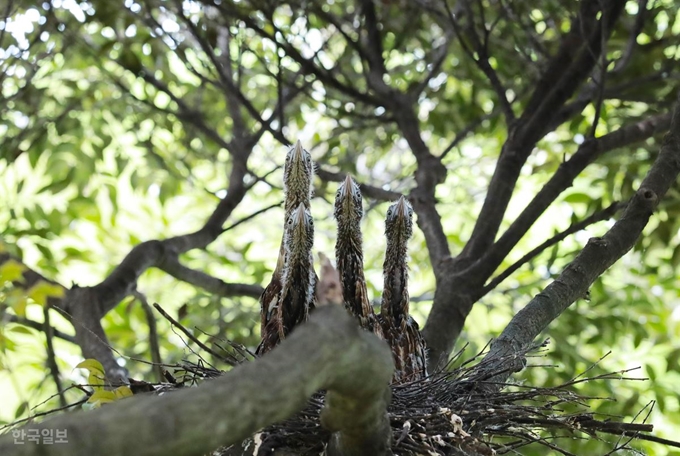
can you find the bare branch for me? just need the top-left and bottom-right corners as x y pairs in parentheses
(222, 202), (283, 232)
(446, 2), (514, 123)
(440, 110), (497, 160)
(135, 292), (163, 382)
(153, 303), (239, 367)
(208, 1), (383, 106)
(158, 256), (263, 300)
(610, 0), (648, 74)
(43, 303), (66, 408)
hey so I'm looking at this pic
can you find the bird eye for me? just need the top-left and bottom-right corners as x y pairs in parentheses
(386, 208), (393, 217)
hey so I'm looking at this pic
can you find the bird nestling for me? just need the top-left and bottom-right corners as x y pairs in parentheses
(258, 203), (316, 353)
(257, 141), (315, 355)
(334, 174), (383, 339)
(379, 196), (428, 383)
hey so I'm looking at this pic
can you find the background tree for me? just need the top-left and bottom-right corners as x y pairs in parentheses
(1, 0), (680, 454)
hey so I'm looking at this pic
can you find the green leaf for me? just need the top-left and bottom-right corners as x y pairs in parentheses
(76, 359), (106, 390)
(86, 390), (117, 407)
(27, 281), (64, 306)
(0, 260), (26, 283)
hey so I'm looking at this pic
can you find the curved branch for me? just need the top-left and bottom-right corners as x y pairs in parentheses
(0, 306), (394, 456)
(158, 257), (263, 299)
(480, 97), (680, 387)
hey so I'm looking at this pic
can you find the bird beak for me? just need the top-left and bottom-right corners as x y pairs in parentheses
(395, 196), (409, 219)
(289, 140), (305, 174)
(292, 140), (304, 163)
(341, 174), (354, 199)
(294, 202), (306, 226)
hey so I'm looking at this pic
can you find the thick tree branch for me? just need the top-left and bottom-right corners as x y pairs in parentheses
(0, 306), (394, 456)
(462, 0), (624, 260)
(468, 111), (672, 281)
(480, 97), (680, 388)
(55, 162), (252, 381)
(423, 109), (672, 370)
(157, 257), (263, 299)
(392, 108), (451, 267)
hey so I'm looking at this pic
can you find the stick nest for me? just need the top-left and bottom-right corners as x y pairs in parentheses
(156, 339), (657, 456)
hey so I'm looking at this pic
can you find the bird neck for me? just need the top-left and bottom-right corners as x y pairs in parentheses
(284, 182), (311, 214)
(280, 249), (314, 332)
(335, 222), (368, 314)
(382, 239), (409, 322)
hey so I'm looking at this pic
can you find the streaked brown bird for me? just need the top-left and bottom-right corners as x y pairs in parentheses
(379, 196), (428, 383)
(334, 174), (383, 338)
(257, 141), (314, 355)
(257, 203), (316, 354)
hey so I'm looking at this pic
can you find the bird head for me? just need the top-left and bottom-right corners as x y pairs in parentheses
(283, 140), (314, 210)
(334, 174), (363, 223)
(285, 202), (314, 256)
(385, 196), (413, 241)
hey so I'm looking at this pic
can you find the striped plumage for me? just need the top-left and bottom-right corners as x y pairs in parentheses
(334, 175), (383, 339)
(379, 196), (427, 383)
(258, 203), (316, 353)
(257, 141), (315, 355)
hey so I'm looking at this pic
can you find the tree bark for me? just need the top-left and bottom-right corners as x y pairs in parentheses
(0, 306), (394, 456)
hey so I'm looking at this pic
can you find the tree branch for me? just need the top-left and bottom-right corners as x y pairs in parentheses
(392, 107), (451, 267)
(0, 306), (394, 456)
(481, 201), (624, 295)
(43, 303), (66, 408)
(3, 314), (75, 344)
(316, 167), (402, 201)
(157, 257), (263, 299)
(480, 96), (680, 387)
(461, 0), (625, 260)
(422, 105), (672, 372)
(468, 110), (672, 281)
(447, 1), (514, 123)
